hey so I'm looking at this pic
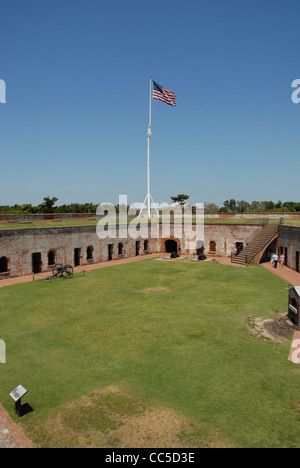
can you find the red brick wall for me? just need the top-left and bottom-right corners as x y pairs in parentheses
(0, 223), (273, 279)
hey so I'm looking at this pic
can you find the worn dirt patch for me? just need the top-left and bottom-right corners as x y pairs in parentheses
(248, 314), (296, 343)
(146, 287), (169, 294)
(32, 385), (201, 448)
(116, 407), (189, 448)
(295, 401), (300, 410)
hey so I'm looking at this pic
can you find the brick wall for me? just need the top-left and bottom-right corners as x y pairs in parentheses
(200, 224), (263, 257)
(205, 213), (300, 219)
(278, 225), (300, 272)
(0, 223), (266, 279)
(0, 225), (162, 278)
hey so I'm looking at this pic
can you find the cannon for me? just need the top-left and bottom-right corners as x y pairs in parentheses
(197, 254), (207, 261)
(170, 251), (179, 259)
(47, 263), (74, 280)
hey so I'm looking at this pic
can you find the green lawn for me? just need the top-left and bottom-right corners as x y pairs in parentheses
(0, 218), (99, 230)
(0, 217), (300, 230)
(0, 259), (299, 448)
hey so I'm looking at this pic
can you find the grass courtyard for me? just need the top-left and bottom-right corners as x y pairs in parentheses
(1, 217), (300, 231)
(0, 259), (299, 448)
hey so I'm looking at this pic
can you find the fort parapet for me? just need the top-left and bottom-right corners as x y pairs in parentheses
(0, 223), (271, 279)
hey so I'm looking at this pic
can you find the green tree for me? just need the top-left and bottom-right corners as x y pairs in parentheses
(170, 194), (189, 208)
(204, 202), (219, 213)
(263, 201), (275, 211)
(237, 200), (250, 213)
(249, 201), (261, 212)
(223, 199), (237, 212)
(39, 197), (58, 213)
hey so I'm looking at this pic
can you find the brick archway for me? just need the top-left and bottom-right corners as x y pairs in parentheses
(161, 238), (182, 254)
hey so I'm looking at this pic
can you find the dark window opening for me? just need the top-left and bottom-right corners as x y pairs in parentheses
(108, 244), (114, 261)
(236, 242), (243, 253)
(87, 246), (94, 261)
(32, 252), (42, 274)
(136, 241), (140, 256)
(165, 239), (177, 254)
(144, 240), (149, 251)
(0, 257), (8, 273)
(48, 251), (55, 266)
(209, 241), (216, 253)
(74, 248), (81, 267)
(296, 251), (300, 273)
(285, 247), (288, 267)
(118, 243), (123, 255)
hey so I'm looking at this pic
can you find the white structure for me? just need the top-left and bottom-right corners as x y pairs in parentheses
(0, 79), (6, 104)
(139, 77), (159, 219)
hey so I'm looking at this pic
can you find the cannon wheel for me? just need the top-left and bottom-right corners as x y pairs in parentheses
(52, 264), (64, 276)
(64, 265), (74, 278)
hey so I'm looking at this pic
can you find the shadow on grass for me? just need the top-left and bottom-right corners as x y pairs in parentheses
(20, 403), (34, 417)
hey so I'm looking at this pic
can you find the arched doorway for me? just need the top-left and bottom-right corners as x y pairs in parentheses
(165, 239), (178, 254)
(259, 239), (278, 264)
(48, 251), (55, 266)
(209, 241), (216, 253)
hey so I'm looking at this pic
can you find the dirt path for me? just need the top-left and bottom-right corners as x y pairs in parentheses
(261, 262), (300, 286)
(0, 253), (168, 289)
(0, 254), (244, 290)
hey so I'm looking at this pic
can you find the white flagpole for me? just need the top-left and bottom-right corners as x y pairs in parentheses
(146, 76), (152, 219)
(139, 77), (159, 219)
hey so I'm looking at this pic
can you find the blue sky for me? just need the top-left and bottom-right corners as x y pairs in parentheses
(0, 0), (299, 207)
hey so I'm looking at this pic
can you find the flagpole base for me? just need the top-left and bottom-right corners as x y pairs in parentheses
(138, 193), (159, 219)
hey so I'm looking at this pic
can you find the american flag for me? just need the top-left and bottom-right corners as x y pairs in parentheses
(152, 80), (176, 107)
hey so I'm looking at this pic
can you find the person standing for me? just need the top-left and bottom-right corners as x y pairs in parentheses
(280, 254), (285, 267)
(273, 253), (278, 269)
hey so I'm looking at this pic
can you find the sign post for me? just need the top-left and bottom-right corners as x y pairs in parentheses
(9, 385), (28, 417)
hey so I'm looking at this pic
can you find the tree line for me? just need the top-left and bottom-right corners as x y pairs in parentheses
(171, 195), (300, 213)
(0, 196), (300, 214)
(0, 197), (98, 214)
(205, 199), (300, 213)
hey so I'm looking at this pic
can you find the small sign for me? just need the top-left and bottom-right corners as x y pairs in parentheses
(289, 304), (298, 315)
(9, 385), (28, 402)
(288, 331), (300, 364)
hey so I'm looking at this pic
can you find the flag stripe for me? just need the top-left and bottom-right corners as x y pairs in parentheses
(152, 80), (176, 106)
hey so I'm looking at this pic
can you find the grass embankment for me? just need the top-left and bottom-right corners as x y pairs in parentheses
(0, 259), (299, 447)
(0, 217), (300, 230)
